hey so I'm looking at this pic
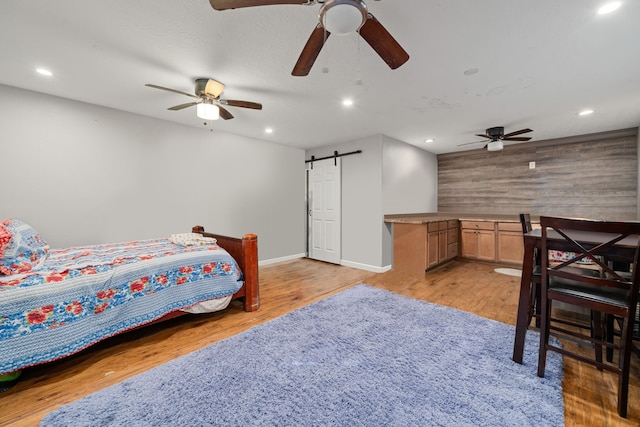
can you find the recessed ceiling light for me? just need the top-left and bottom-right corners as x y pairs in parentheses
(265, 127), (274, 134)
(598, 2), (621, 14)
(424, 138), (435, 143)
(578, 109), (594, 116)
(342, 99), (354, 107)
(36, 68), (52, 76)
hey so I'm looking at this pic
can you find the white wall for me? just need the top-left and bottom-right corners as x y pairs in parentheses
(381, 135), (438, 215)
(307, 136), (384, 271)
(0, 84), (306, 262)
(381, 135), (438, 266)
(306, 135), (438, 270)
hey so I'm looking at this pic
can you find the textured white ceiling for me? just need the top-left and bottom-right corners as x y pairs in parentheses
(1, 0), (638, 154)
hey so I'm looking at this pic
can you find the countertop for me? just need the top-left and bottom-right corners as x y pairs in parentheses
(384, 213), (529, 224)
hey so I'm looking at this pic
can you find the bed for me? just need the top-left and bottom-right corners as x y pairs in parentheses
(0, 219), (259, 377)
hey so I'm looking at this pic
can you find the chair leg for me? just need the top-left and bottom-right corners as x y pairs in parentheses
(534, 282), (542, 328)
(527, 284), (535, 325)
(537, 294), (550, 377)
(606, 314), (615, 363)
(617, 317), (633, 418)
(593, 311), (603, 370)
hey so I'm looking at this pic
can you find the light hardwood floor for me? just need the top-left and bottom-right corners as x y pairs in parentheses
(1, 258), (638, 426)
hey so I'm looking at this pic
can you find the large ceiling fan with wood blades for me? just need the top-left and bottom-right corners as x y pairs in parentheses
(458, 126), (533, 151)
(145, 78), (262, 120)
(208, 0), (409, 76)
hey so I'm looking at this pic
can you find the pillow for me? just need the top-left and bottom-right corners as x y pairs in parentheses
(168, 233), (217, 247)
(548, 250), (596, 265)
(0, 219), (49, 275)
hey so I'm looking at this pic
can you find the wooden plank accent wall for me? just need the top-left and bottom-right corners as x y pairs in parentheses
(437, 128), (639, 220)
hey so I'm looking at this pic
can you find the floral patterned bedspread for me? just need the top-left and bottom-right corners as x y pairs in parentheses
(0, 238), (243, 375)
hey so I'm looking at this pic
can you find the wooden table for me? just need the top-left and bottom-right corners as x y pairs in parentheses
(512, 228), (639, 364)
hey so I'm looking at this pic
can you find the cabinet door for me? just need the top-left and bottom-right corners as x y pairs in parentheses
(447, 241), (458, 259)
(439, 229), (448, 260)
(498, 231), (524, 264)
(427, 231), (440, 268)
(460, 229), (478, 258)
(476, 230), (496, 261)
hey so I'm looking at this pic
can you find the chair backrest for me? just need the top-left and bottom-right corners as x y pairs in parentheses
(540, 216), (640, 294)
(520, 213), (542, 266)
(519, 213), (533, 235)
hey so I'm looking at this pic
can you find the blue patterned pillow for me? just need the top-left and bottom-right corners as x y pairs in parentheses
(0, 219), (49, 275)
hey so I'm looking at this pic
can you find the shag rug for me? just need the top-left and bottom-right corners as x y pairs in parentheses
(41, 284), (563, 427)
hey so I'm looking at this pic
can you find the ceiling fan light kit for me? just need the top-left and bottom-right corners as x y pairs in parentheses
(197, 102), (220, 120)
(320, 0), (367, 35)
(486, 140), (504, 151)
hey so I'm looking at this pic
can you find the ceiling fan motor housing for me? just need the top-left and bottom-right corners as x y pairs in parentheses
(486, 126), (504, 140)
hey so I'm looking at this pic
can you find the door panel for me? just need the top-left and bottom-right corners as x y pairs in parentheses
(307, 158), (341, 264)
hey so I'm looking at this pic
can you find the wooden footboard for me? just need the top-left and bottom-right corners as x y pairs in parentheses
(192, 226), (260, 312)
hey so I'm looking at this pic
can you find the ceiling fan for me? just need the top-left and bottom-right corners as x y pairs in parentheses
(458, 127), (533, 151)
(208, 0), (410, 76)
(145, 78), (262, 120)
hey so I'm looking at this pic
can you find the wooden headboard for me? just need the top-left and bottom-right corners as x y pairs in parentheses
(192, 225), (259, 312)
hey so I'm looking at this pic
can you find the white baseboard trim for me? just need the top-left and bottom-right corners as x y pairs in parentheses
(258, 254), (392, 274)
(340, 260), (392, 273)
(258, 253), (305, 266)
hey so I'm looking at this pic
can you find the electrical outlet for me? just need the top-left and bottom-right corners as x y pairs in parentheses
(529, 161), (536, 169)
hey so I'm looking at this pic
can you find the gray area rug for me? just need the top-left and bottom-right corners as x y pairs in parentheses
(41, 284), (563, 426)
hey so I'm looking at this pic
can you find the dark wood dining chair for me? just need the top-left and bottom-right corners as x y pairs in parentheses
(537, 216), (640, 418)
(519, 214), (541, 327)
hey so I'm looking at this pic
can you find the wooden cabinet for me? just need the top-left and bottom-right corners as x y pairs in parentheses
(426, 222), (440, 269)
(392, 217), (523, 270)
(393, 223), (427, 274)
(460, 221), (496, 262)
(497, 222), (524, 264)
(446, 220), (459, 260)
(427, 220), (459, 268)
(392, 220), (459, 274)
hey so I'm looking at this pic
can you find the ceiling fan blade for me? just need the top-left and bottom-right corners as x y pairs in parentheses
(168, 102), (199, 111)
(222, 100), (263, 110)
(292, 24), (329, 77)
(218, 106), (234, 120)
(475, 134), (492, 139)
(145, 84), (198, 99)
(458, 141), (485, 147)
(502, 128), (532, 138)
(358, 14), (409, 70)
(503, 137), (532, 141)
(209, 0), (309, 11)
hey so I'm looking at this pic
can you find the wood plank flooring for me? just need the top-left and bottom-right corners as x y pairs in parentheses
(1, 258), (638, 426)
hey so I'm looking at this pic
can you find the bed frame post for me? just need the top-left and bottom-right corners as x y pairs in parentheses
(240, 234), (260, 312)
(192, 226), (260, 312)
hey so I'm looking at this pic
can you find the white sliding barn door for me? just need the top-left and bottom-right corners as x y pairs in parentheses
(307, 158), (341, 264)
